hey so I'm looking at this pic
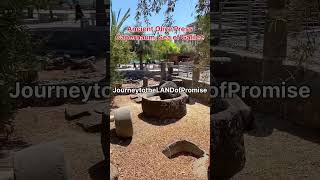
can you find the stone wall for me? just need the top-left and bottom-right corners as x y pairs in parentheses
(30, 27), (107, 57)
(175, 77), (210, 105)
(213, 47), (320, 129)
(119, 70), (161, 80)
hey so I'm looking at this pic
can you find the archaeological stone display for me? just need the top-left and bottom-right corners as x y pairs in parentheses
(172, 79), (183, 87)
(162, 140), (205, 159)
(142, 91), (188, 119)
(212, 95), (254, 178)
(143, 77), (148, 87)
(114, 106), (133, 138)
(162, 140), (209, 179)
(158, 81), (180, 100)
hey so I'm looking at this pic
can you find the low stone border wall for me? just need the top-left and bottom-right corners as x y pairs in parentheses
(213, 46), (320, 129)
(118, 70), (161, 80)
(173, 76), (210, 105)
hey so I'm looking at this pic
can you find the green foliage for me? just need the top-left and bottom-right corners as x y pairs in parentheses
(179, 44), (196, 54)
(134, 36), (153, 69)
(0, 0), (42, 124)
(135, 0), (210, 26)
(134, 0), (210, 68)
(111, 8), (133, 83)
(194, 12), (210, 68)
(152, 40), (180, 60)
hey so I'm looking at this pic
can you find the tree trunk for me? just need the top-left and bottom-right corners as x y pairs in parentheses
(96, 0), (107, 26)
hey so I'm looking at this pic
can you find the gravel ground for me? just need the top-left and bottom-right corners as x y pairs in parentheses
(1, 62), (108, 180)
(233, 113), (320, 180)
(11, 101), (106, 180)
(110, 95), (210, 180)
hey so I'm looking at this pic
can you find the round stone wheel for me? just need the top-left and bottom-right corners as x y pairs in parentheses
(114, 106), (133, 138)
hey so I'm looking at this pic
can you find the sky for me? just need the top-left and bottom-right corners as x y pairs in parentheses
(111, 0), (198, 30)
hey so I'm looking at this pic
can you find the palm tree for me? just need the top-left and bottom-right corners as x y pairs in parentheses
(136, 39), (153, 70)
(110, 8), (131, 82)
(111, 8), (130, 40)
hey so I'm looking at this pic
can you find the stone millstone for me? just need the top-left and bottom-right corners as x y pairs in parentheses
(110, 163), (119, 180)
(13, 141), (69, 180)
(114, 106), (133, 138)
(158, 81), (180, 100)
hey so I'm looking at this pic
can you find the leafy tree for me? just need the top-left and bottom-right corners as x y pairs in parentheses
(152, 40), (180, 60)
(110, 8), (133, 82)
(0, 0), (42, 131)
(134, 0), (210, 67)
(179, 44), (196, 54)
(128, 31), (154, 70)
(135, 0), (210, 26)
(135, 37), (153, 70)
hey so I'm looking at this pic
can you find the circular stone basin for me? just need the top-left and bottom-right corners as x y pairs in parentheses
(142, 92), (188, 119)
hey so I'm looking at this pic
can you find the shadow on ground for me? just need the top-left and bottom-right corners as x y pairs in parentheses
(88, 161), (107, 180)
(138, 113), (180, 126)
(247, 113), (320, 145)
(110, 128), (132, 146)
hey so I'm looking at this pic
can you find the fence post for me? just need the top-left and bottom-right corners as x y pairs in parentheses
(246, 1), (252, 50)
